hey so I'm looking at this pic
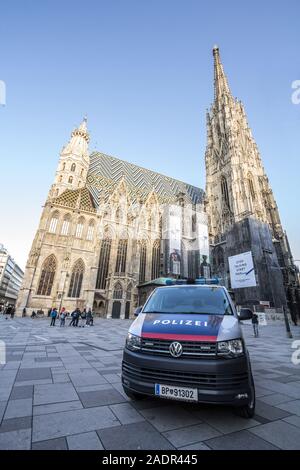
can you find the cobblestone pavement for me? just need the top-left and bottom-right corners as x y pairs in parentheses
(0, 315), (300, 450)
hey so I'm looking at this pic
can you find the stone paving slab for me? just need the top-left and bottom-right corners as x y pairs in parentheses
(32, 437), (68, 450)
(67, 431), (104, 450)
(34, 382), (79, 406)
(78, 389), (127, 407)
(205, 430), (279, 450)
(0, 428), (32, 450)
(16, 367), (52, 382)
(109, 403), (145, 425)
(140, 405), (201, 432)
(0, 416), (32, 433)
(163, 423), (221, 447)
(32, 406), (120, 442)
(97, 421), (174, 450)
(10, 385), (34, 400)
(4, 398), (32, 419)
(33, 400), (83, 416)
(248, 420), (300, 450)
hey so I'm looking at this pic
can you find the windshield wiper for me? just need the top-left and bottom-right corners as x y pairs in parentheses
(144, 311), (172, 314)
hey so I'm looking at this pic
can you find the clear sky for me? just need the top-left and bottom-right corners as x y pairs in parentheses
(0, 0), (299, 270)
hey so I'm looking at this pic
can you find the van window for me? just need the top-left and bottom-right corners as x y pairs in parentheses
(143, 286), (233, 315)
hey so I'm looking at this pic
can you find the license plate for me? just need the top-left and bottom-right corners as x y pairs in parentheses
(155, 384), (198, 402)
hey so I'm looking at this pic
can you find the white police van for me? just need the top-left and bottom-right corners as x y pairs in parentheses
(122, 280), (255, 418)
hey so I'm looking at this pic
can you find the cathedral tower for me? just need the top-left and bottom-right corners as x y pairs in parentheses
(205, 46), (299, 313)
(50, 117), (90, 198)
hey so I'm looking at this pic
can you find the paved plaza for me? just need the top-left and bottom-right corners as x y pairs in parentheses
(0, 315), (300, 450)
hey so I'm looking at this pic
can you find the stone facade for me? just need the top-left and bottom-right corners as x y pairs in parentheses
(16, 120), (208, 318)
(205, 46), (299, 314)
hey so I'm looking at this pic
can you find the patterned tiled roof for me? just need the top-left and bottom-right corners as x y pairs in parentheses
(87, 152), (204, 206)
(54, 187), (96, 213)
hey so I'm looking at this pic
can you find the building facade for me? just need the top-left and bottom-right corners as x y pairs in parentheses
(0, 244), (24, 307)
(205, 46), (300, 315)
(16, 119), (208, 318)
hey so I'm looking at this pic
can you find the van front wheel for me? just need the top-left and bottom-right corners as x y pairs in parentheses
(234, 377), (255, 419)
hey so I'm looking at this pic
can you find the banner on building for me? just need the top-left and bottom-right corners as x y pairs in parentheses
(163, 205), (182, 275)
(228, 251), (256, 289)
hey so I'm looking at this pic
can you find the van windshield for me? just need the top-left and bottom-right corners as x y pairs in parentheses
(143, 286), (233, 315)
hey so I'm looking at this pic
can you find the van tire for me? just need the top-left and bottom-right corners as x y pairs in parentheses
(123, 387), (144, 401)
(235, 375), (256, 419)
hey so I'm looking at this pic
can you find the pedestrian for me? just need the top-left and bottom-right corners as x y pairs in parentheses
(86, 308), (94, 326)
(59, 308), (66, 327)
(22, 307), (26, 317)
(74, 308), (81, 327)
(50, 308), (57, 326)
(252, 312), (259, 337)
(10, 307), (15, 319)
(69, 310), (76, 326)
(79, 309), (86, 328)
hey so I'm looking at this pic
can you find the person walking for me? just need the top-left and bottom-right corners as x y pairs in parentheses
(86, 308), (94, 326)
(252, 312), (259, 337)
(22, 307), (26, 317)
(79, 309), (86, 328)
(69, 310), (76, 326)
(50, 308), (57, 326)
(10, 307), (15, 319)
(59, 308), (66, 327)
(74, 308), (81, 327)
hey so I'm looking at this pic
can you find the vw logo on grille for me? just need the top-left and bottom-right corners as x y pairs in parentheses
(169, 341), (183, 358)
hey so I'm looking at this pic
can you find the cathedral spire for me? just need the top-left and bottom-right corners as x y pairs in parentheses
(213, 45), (232, 102)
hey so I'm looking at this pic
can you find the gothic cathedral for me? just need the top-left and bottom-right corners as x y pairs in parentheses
(205, 46), (299, 314)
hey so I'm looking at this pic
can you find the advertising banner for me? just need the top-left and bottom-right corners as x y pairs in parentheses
(163, 205), (182, 275)
(228, 251), (256, 289)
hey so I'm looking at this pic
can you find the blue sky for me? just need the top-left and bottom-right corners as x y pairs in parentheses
(0, 0), (299, 269)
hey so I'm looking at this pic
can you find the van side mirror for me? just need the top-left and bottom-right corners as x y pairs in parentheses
(134, 306), (143, 317)
(238, 308), (253, 321)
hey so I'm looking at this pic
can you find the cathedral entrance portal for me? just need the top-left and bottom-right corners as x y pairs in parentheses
(112, 301), (121, 319)
(125, 301), (130, 319)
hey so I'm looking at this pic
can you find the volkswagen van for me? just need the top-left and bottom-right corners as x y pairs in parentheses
(122, 284), (255, 418)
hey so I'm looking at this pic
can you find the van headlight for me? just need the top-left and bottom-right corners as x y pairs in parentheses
(217, 339), (244, 357)
(126, 333), (142, 351)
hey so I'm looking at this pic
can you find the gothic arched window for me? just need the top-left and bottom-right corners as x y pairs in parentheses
(80, 168), (84, 177)
(139, 242), (147, 283)
(113, 282), (123, 299)
(68, 259), (84, 298)
(221, 176), (230, 209)
(248, 174), (256, 200)
(151, 240), (160, 279)
(68, 176), (73, 184)
(71, 163), (76, 172)
(58, 175), (63, 183)
(61, 215), (71, 236)
(75, 217), (85, 238)
(96, 236), (112, 290)
(62, 162), (66, 171)
(115, 239), (127, 274)
(37, 255), (56, 296)
(86, 221), (95, 241)
(49, 211), (59, 233)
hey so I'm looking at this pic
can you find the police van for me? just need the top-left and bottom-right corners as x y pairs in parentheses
(122, 280), (255, 418)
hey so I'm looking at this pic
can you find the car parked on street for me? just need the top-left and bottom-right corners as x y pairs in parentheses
(122, 282), (255, 418)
